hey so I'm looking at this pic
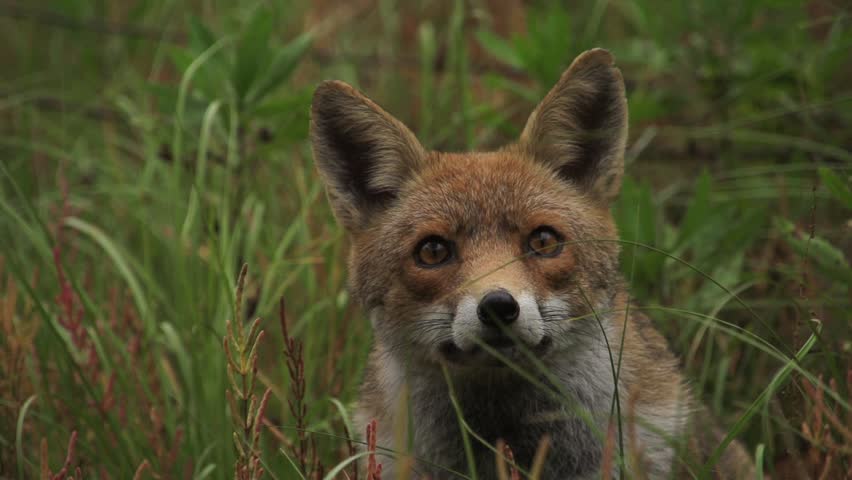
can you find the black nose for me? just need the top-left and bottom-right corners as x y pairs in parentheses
(477, 290), (520, 327)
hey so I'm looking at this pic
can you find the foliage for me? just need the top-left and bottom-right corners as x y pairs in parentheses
(0, 0), (849, 478)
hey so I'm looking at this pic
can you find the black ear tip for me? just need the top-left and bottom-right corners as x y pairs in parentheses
(312, 80), (361, 112)
(314, 79), (353, 95)
(574, 48), (615, 67)
(562, 48), (622, 78)
(559, 48), (626, 95)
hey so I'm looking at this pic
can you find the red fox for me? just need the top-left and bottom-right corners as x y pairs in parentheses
(310, 49), (754, 479)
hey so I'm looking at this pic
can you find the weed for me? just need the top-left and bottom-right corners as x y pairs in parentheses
(225, 265), (272, 480)
(0, 1), (849, 478)
(279, 296), (324, 479)
(39, 431), (81, 480)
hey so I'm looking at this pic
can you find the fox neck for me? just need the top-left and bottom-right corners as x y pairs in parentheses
(367, 315), (618, 477)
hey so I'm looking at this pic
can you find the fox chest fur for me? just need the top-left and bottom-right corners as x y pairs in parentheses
(356, 304), (693, 479)
(311, 49), (754, 479)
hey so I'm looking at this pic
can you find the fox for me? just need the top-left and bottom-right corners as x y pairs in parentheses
(310, 49), (755, 479)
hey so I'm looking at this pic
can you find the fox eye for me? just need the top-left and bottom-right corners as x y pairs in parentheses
(527, 227), (563, 257)
(415, 236), (453, 267)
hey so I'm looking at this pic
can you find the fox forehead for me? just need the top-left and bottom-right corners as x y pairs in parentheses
(384, 149), (596, 239)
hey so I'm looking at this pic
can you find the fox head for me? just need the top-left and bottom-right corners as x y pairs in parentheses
(311, 49), (628, 369)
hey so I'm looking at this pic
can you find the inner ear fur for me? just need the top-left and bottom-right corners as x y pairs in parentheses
(519, 48), (628, 205)
(310, 80), (426, 230)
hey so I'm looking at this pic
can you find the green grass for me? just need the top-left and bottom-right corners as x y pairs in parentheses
(0, 0), (850, 478)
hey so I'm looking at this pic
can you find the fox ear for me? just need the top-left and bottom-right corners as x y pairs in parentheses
(311, 81), (426, 230)
(519, 49), (628, 205)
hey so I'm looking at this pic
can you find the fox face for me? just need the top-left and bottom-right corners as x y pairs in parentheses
(312, 49), (628, 370)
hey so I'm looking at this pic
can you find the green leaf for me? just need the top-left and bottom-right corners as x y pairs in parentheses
(776, 218), (852, 284)
(818, 167), (852, 209)
(677, 170), (713, 248)
(15, 395), (38, 480)
(481, 73), (539, 103)
(702, 327), (819, 474)
(169, 48), (197, 75)
(245, 32), (313, 107)
(474, 30), (523, 69)
(233, 7), (275, 103)
(169, 45), (228, 102)
(755, 444), (766, 480)
(64, 217), (152, 332)
(189, 16), (217, 53)
(252, 91), (311, 118)
(615, 178), (661, 288)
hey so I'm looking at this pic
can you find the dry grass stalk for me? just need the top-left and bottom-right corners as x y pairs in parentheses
(279, 296), (326, 478)
(365, 419), (383, 480)
(39, 431), (81, 480)
(225, 265), (273, 480)
(800, 372), (852, 479)
(495, 439), (520, 480)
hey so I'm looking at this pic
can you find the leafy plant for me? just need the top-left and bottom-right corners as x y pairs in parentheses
(0, 0), (850, 478)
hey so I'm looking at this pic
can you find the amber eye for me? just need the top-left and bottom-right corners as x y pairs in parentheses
(527, 227), (563, 257)
(414, 236), (453, 267)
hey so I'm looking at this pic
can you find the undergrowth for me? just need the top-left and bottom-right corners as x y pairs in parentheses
(0, 0), (850, 478)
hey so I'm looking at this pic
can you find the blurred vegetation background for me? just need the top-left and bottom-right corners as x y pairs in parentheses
(0, 0), (850, 478)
